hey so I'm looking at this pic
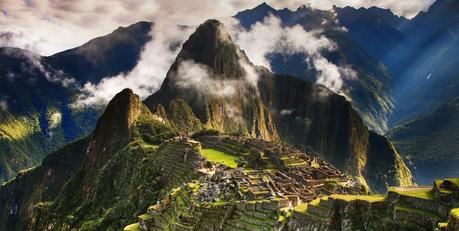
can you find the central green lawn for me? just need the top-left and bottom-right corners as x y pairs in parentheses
(201, 148), (238, 168)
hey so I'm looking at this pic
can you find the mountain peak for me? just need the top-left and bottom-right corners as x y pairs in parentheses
(82, 88), (141, 180)
(255, 2), (273, 10)
(175, 19), (249, 79)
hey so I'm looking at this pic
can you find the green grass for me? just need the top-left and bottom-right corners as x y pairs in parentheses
(389, 187), (435, 200)
(123, 223), (142, 231)
(138, 213), (153, 220)
(309, 198), (322, 206)
(201, 148), (239, 168)
(438, 222), (448, 228)
(331, 194), (385, 202)
(451, 208), (459, 217)
(293, 203), (308, 214)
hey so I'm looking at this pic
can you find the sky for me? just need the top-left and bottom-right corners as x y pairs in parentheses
(0, 0), (436, 56)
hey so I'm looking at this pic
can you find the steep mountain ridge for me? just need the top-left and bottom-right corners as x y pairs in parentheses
(146, 19), (413, 192)
(234, 3), (395, 134)
(145, 20), (278, 141)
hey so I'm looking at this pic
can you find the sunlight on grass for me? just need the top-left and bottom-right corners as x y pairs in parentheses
(293, 203), (308, 214)
(201, 148), (238, 168)
(389, 187), (434, 200)
(331, 194), (385, 202)
(123, 223), (141, 231)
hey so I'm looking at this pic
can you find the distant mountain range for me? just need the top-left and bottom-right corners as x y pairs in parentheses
(234, 0), (459, 184)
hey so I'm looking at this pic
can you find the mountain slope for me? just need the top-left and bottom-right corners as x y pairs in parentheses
(391, 0), (459, 125)
(234, 3), (395, 134)
(0, 47), (99, 183)
(0, 137), (89, 231)
(334, 6), (409, 73)
(388, 97), (459, 185)
(25, 90), (181, 230)
(0, 21), (154, 183)
(145, 19), (413, 192)
(44, 21), (153, 84)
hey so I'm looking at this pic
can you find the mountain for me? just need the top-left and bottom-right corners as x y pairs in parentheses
(145, 19), (413, 192)
(0, 22), (153, 183)
(0, 89), (175, 230)
(0, 137), (89, 230)
(44, 21), (152, 84)
(334, 6), (409, 73)
(0, 19), (445, 231)
(0, 47), (99, 183)
(390, 0), (459, 125)
(388, 97), (459, 185)
(234, 3), (395, 134)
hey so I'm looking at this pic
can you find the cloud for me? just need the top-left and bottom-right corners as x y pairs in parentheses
(230, 14), (356, 93)
(175, 60), (238, 97)
(1, 47), (77, 87)
(268, 0), (435, 18)
(0, 99), (7, 111)
(0, 1), (433, 55)
(75, 24), (194, 106)
(48, 111), (62, 129)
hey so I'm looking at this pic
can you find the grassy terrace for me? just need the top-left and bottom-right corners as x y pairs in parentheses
(201, 148), (239, 168)
(330, 195), (385, 202)
(123, 223), (142, 231)
(293, 203), (308, 214)
(452, 208), (459, 217)
(389, 187), (435, 200)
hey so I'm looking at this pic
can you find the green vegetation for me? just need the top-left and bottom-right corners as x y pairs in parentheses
(293, 203), (308, 214)
(389, 187), (435, 200)
(201, 148), (239, 168)
(451, 208), (459, 217)
(330, 195), (385, 202)
(123, 223), (142, 231)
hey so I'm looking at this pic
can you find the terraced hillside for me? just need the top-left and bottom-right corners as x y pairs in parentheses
(288, 178), (459, 231)
(123, 136), (361, 231)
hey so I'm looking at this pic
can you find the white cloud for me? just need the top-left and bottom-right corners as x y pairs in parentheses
(175, 60), (238, 97)
(230, 14), (356, 93)
(48, 111), (62, 129)
(0, 1), (433, 56)
(0, 99), (7, 111)
(75, 24), (194, 106)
